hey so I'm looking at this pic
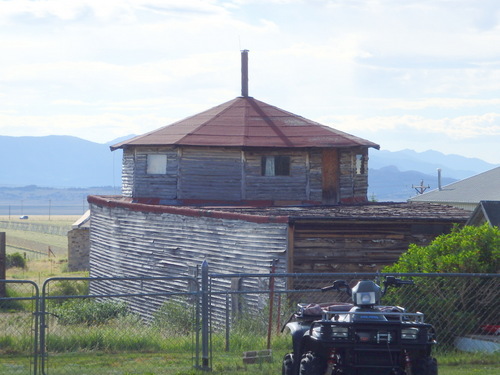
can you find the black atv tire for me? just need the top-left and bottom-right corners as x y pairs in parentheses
(282, 353), (294, 375)
(413, 356), (438, 375)
(299, 351), (326, 375)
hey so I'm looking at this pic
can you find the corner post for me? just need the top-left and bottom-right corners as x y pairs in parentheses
(201, 260), (210, 370)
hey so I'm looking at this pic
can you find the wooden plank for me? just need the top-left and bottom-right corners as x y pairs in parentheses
(322, 149), (339, 204)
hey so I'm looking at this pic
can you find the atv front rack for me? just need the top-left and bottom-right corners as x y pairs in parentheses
(322, 309), (425, 323)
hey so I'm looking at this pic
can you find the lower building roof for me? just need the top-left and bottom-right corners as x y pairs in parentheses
(88, 196), (470, 225)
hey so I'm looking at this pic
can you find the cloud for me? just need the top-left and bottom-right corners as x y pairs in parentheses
(0, 0), (229, 22)
(0, 0), (499, 164)
(0, 112), (171, 143)
(325, 113), (500, 140)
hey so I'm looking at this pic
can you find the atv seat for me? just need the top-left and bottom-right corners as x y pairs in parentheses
(300, 302), (353, 316)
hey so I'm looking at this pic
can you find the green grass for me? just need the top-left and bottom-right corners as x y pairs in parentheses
(0, 314), (498, 374)
(0, 352), (498, 375)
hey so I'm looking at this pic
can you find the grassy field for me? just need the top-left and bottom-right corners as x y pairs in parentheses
(1, 215), (87, 282)
(0, 215), (81, 225)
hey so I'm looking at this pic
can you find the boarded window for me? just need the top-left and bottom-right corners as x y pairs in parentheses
(261, 156), (290, 176)
(147, 154), (167, 175)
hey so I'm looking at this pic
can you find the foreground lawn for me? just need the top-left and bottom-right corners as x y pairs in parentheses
(0, 352), (498, 375)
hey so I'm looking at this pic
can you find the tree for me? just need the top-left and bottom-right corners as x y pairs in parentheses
(383, 224), (500, 347)
(385, 223), (499, 274)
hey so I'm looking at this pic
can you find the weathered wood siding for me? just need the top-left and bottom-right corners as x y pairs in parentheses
(308, 150), (323, 201)
(292, 220), (453, 273)
(89, 202), (288, 319)
(122, 147), (178, 199)
(178, 147), (242, 200)
(244, 150), (309, 201)
(339, 148), (369, 202)
(121, 149), (135, 197)
(122, 145), (370, 203)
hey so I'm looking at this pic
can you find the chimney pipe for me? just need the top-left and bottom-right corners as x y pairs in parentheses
(241, 50), (249, 97)
(437, 168), (442, 191)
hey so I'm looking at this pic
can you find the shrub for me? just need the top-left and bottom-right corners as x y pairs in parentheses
(53, 299), (129, 326)
(383, 223), (500, 347)
(152, 297), (195, 335)
(49, 279), (89, 298)
(6, 252), (27, 269)
(385, 223), (500, 274)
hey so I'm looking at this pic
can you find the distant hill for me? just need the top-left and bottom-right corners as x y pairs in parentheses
(368, 149), (499, 201)
(368, 166), (457, 202)
(369, 149), (496, 180)
(0, 135), (122, 188)
(0, 135), (498, 206)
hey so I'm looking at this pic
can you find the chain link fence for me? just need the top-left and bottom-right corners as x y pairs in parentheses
(41, 276), (200, 375)
(1, 272), (499, 374)
(210, 272), (500, 363)
(0, 280), (39, 375)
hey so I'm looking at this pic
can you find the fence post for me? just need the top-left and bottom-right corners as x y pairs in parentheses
(201, 260), (210, 371)
(0, 233), (5, 297)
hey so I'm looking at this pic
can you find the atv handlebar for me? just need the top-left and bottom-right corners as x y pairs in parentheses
(321, 277), (414, 299)
(321, 280), (352, 296)
(384, 276), (414, 286)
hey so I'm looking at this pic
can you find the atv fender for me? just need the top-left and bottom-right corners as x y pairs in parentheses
(285, 321), (313, 359)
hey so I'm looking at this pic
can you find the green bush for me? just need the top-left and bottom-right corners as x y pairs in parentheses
(383, 223), (500, 347)
(0, 286), (28, 311)
(49, 279), (89, 298)
(53, 299), (129, 326)
(6, 252), (27, 269)
(385, 223), (500, 274)
(152, 297), (195, 335)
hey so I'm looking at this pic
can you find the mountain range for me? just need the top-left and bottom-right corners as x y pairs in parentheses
(0, 135), (498, 207)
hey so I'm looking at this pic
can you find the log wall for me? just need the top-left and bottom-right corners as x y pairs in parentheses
(120, 146), (354, 202)
(291, 220), (453, 273)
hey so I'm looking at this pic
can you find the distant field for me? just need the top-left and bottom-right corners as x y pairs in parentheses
(1, 214), (79, 261)
(1, 215), (88, 281)
(0, 215), (81, 224)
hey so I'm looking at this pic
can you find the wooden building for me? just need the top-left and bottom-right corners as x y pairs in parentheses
(110, 97), (380, 205)
(88, 52), (470, 304)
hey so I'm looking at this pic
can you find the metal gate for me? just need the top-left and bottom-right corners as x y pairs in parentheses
(0, 280), (40, 375)
(1, 275), (203, 375)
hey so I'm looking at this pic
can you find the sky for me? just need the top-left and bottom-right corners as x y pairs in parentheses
(1, 0), (500, 164)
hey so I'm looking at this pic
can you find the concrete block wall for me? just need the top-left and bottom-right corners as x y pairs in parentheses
(68, 227), (90, 271)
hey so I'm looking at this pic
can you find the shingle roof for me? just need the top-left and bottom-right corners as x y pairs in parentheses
(110, 96), (380, 150)
(409, 167), (500, 204)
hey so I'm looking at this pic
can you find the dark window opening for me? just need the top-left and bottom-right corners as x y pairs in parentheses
(261, 156), (290, 176)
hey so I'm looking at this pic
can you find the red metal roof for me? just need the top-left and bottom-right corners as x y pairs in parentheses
(111, 96), (380, 150)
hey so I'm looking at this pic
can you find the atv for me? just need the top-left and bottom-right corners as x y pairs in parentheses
(282, 276), (437, 375)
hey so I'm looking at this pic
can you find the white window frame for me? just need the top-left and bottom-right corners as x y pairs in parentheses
(146, 154), (167, 175)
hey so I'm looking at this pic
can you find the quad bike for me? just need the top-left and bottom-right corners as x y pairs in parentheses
(282, 276), (437, 375)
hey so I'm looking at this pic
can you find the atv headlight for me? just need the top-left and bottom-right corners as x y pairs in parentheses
(355, 292), (376, 306)
(331, 327), (349, 338)
(401, 327), (419, 340)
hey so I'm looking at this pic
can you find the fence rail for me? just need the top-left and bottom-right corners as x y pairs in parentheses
(0, 221), (71, 236)
(1, 268), (499, 374)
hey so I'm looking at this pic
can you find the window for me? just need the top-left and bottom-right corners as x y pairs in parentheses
(355, 154), (365, 175)
(261, 156), (290, 176)
(147, 154), (167, 175)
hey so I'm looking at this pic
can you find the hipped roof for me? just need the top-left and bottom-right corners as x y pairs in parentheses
(111, 96), (380, 151)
